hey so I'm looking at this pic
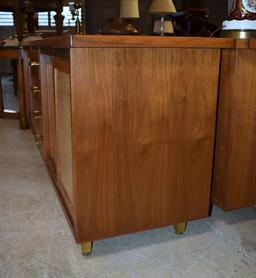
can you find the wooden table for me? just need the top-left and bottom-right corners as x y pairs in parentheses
(0, 46), (27, 129)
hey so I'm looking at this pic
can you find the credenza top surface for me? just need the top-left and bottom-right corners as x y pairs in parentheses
(22, 35), (254, 49)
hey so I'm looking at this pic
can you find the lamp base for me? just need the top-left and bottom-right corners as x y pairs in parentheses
(100, 18), (139, 35)
(153, 20), (174, 36)
(221, 30), (256, 39)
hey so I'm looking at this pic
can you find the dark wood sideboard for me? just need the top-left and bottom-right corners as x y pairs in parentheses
(22, 35), (256, 255)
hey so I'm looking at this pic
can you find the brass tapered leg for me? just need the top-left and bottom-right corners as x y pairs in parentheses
(81, 241), (93, 256)
(174, 222), (187, 235)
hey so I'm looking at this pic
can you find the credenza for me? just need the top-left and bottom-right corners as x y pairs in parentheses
(22, 35), (256, 255)
(213, 39), (256, 211)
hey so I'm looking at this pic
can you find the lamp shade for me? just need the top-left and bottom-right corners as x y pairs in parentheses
(120, 0), (140, 18)
(149, 0), (176, 14)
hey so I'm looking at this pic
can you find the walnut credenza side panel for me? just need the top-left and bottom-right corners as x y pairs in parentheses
(213, 48), (256, 211)
(70, 47), (221, 242)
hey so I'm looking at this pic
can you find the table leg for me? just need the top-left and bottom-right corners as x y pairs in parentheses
(174, 222), (187, 235)
(81, 241), (93, 256)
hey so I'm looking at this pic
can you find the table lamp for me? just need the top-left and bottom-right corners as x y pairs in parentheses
(149, 0), (176, 36)
(222, 0), (256, 38)
(68, 1), (82, 34)
(120, 0), (140, 34)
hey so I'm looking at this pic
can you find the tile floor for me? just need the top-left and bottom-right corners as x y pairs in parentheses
(0, 119), (255, 278)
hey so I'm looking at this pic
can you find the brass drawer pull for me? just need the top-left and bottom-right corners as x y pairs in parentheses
(29, 61), (40, 67)
(35, 134), (43, 145)
(34, 115), (42, 120)
(31, 86), (41, 93)
(33, 110), (42, 119)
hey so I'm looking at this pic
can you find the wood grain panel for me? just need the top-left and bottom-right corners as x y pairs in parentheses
(70, 47), (220, 242)
(72, 35), (235, 49)
(213, 49), (256, 210)
(23, 34), (236, 49)
(249, 39), (256, 49)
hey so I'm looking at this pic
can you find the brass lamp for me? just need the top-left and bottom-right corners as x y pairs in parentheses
(100, 0), (139, 35)
(149, 0), (176, 36)
(119, 0), (140, 34)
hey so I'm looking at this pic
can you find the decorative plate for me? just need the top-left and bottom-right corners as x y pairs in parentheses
(243, 0), (256, 13)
